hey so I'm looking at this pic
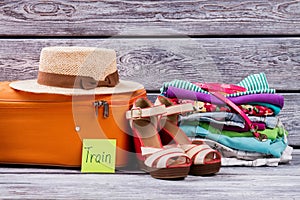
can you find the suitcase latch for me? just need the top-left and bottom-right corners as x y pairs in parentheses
(93, 101), (109, 118)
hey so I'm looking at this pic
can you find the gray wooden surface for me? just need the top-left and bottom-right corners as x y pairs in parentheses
(0, 149), (299, 200)
(0, 38), (299, 90)
(1, 0), (300, 36)
(0, 1), (299, 198)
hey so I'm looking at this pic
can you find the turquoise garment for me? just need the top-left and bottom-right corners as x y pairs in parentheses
(160, 73), (275, 97)
(180, 125), (287, 158)
(248, 102), (281, 115)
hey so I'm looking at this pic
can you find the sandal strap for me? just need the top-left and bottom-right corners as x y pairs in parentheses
(193, 148), (218, 165)
(142, 147), (188, 168)
(210, 91), (268, 141)
(182, 144), (211, 157)
(164, 103), (194, 116)
(181, 144), (220, 165)
(142, 146), (183, 157)
(141, 147), (163, 156)
(156, 152), (189, 168)
(154, 97), (193, 116)
(180, 144), (210, 152)
(126, 104), (166, 120)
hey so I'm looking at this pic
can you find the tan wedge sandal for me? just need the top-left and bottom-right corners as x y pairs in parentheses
(155, 96), (221, 176)
(126, 97), (191, 180)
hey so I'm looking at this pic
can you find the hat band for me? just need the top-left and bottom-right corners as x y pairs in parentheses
(37, 70), (119, 90)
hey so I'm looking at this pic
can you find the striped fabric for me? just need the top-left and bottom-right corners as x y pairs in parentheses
(234, 73), (275, 97)
(160, 79), (209, 95)
(160, 73), (275, 97)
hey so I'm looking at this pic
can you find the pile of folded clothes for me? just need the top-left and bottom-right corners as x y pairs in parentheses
(159, 73), (293, 167)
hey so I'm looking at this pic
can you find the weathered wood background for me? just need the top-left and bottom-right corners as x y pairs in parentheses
(0, 0), (299, 146)
(1, 0), (300, 36)
(1, 1), (300, 199)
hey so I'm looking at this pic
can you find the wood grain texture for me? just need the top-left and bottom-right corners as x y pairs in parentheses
(280, 93), (300, 146)
(0, 1), (299, 198)
(0, 150), (299, 199)
(1, 0), (300, 36)
(0, 38), (299, 90)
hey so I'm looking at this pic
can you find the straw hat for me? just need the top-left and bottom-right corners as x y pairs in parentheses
(9, 46), (144, 95)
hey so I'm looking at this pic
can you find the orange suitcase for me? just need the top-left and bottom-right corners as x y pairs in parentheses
(0, 81), (146, 168)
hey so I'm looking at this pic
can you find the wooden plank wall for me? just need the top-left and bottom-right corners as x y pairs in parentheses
(0, 0), (299, 146)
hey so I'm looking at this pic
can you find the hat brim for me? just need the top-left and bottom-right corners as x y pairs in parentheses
(9, 79), (144, 95)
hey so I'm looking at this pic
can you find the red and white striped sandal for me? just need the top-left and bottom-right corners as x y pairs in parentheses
(155, 96), (221, 176)
(181, 142), (221, 175)
(126, 97), (191, 180)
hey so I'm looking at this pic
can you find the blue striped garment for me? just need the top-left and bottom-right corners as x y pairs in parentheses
(160, 73), (275, 97)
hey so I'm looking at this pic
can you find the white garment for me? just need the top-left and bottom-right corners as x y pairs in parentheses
(221, 157), (281, 167)
(191, 138), (293, 167)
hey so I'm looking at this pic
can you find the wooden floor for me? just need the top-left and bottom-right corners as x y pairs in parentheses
(0, 149), (299, 200)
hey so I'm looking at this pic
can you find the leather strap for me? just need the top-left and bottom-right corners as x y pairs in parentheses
(154, 96), (193, 116)
(193, 82), (247, 94)
(210, 91), (268, 141)
(180, 144), (221, 165)
(126, 104), (166, 119)
(164, 103), (193, 116)
(142, 147), (189, 168)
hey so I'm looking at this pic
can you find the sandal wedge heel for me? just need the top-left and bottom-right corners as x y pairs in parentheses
(126, 97), (191, 180)
(155, 96), (221, 176)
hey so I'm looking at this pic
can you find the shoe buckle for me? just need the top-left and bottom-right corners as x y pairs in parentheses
(131, 107), (143, 119)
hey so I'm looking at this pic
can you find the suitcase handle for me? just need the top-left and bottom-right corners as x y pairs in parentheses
(94, 100), (109, 118)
